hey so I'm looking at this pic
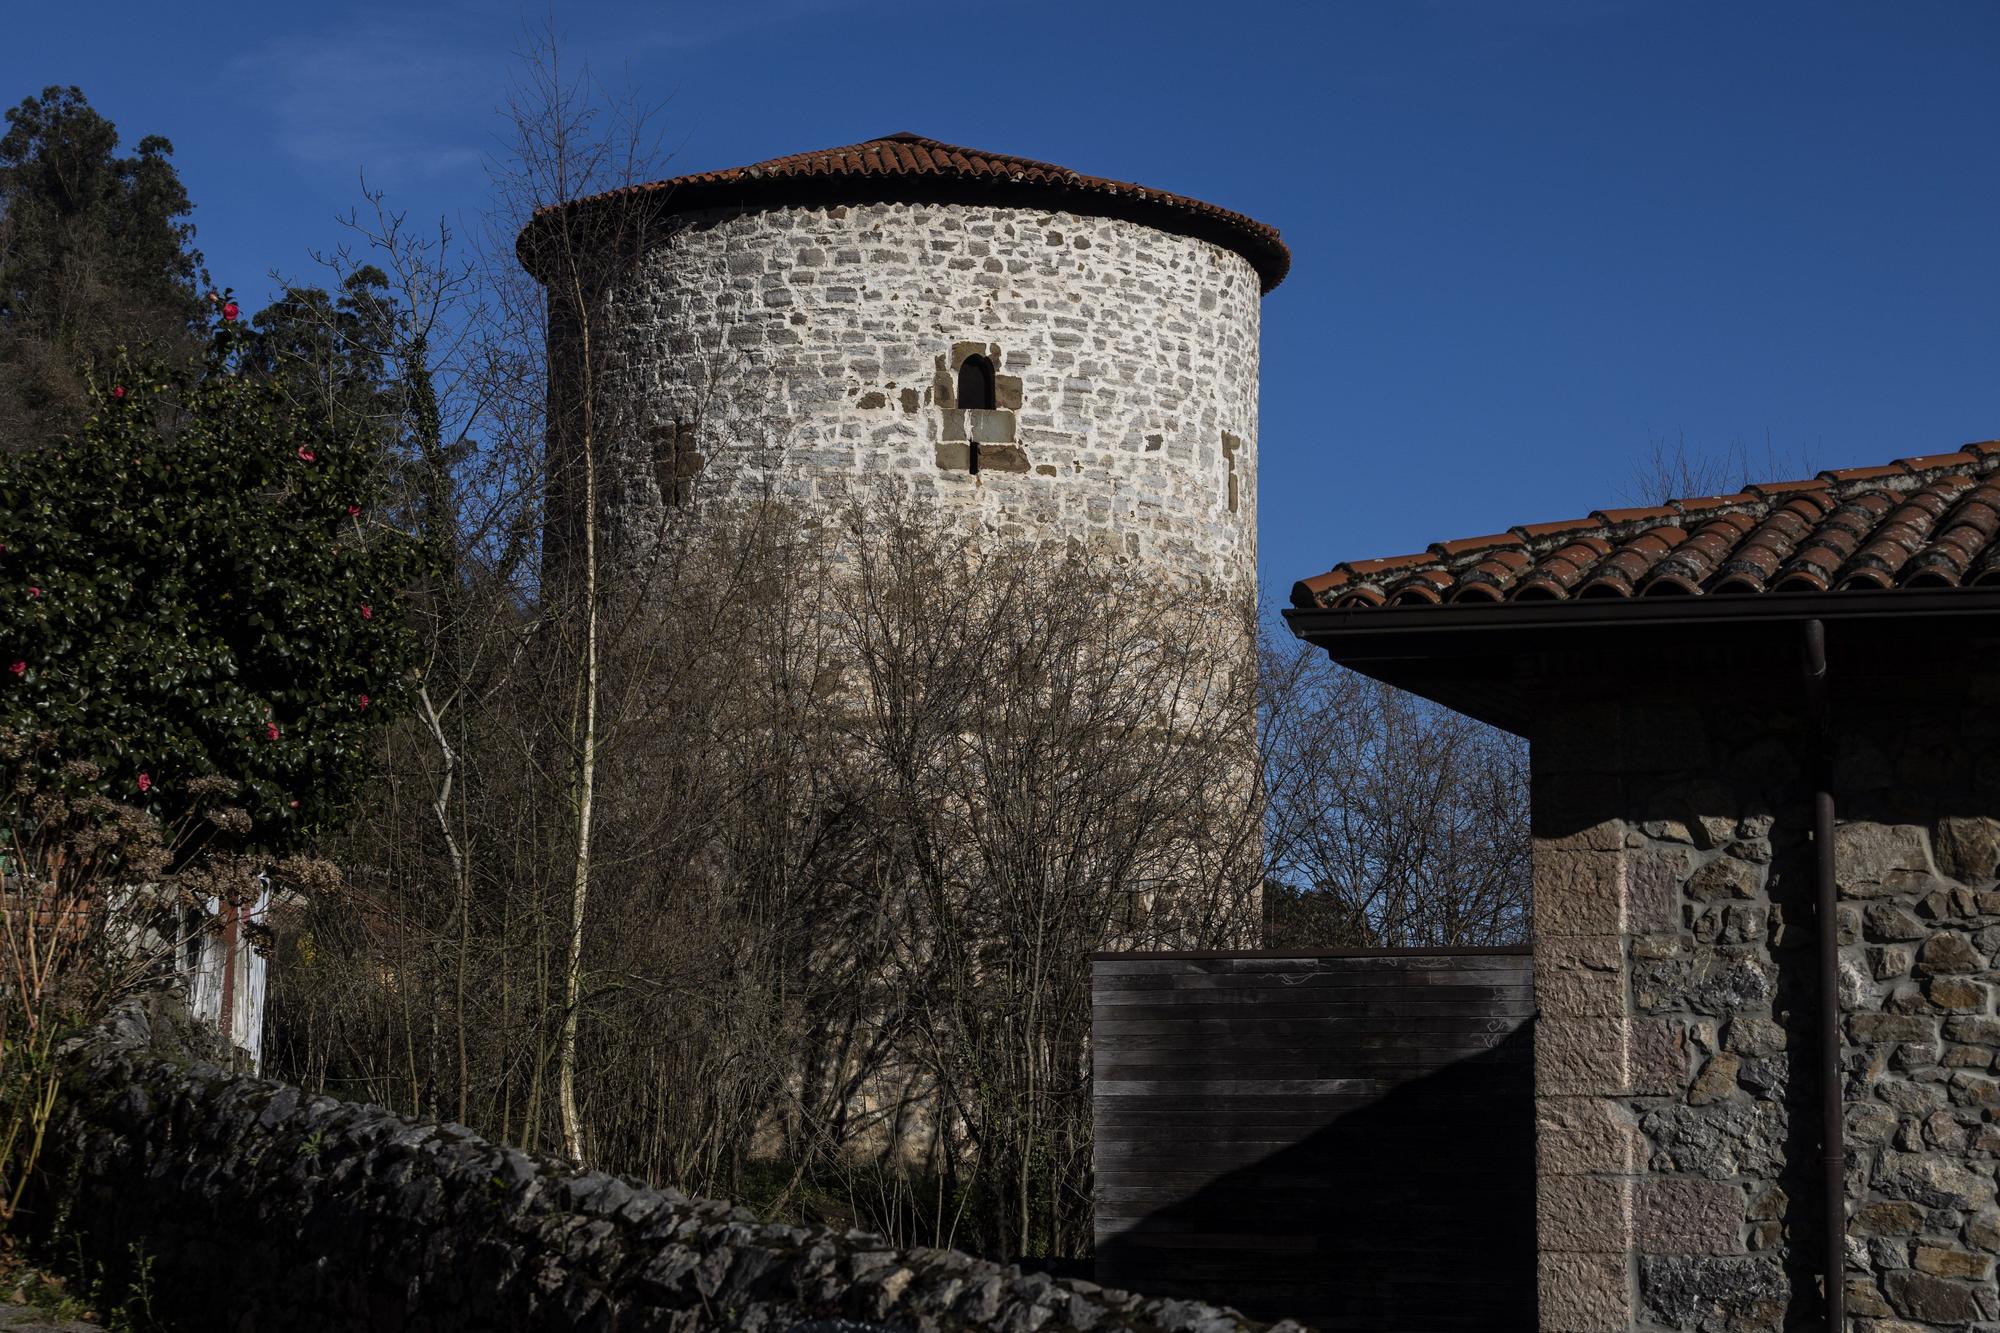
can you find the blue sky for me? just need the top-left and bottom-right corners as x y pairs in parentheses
(9, 2), (1999, 603)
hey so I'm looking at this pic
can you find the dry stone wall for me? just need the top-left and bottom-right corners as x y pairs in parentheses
(43, 1002), (1285, 1333)
(1533, 688), (2000, 1333)
(588, 200), (1262, 595)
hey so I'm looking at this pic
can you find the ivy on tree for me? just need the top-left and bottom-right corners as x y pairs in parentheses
(0, 293), (425, 849)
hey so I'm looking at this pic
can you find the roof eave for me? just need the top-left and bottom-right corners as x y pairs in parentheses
(1287, 585), (2000, 648)
(1285, 586), (2000, 736)
(518, 169), (1291, 292)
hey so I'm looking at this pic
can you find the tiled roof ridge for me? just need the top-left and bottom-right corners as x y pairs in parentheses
(1293, 442), (2000, 610)
(518, 133), (1290, 292)
(739, 132), (1085, 184)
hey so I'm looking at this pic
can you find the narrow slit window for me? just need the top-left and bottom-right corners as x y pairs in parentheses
(956, 354), (997, 411)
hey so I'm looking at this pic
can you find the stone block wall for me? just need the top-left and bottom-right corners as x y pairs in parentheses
(1533, 689), (2000, 1333)
(42, 1003), (1284, 1333)
(581, 199), (1263, 596)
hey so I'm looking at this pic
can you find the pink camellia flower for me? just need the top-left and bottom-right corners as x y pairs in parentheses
(112, 385), (126, 400)
(26, 586), (40, 599)
(360, 603), (372, 621)
(137, 772), (152, 793)
(297, 446), (316, 463)
(8, 661), (23, 676)
(265, 722), (280, 741)
(358, 693), (370, 710)
(223, 301), (239, 322)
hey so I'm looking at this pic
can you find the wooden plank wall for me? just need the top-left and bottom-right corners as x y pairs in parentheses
(1092, 950), (1536, 1332)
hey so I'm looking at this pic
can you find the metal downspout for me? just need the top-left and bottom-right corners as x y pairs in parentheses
(1803, 619), (1844, 1331)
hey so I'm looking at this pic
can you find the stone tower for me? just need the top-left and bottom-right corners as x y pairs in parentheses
(521, 132), (1288, 596)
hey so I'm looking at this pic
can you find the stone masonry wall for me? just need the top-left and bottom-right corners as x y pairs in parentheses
(43, 1002), (1284, 1333)
(587, 200), (1262, 595)
(1533, 687), (2000, 1333)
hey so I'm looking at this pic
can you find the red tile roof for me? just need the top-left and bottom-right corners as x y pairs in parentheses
(1291, 444), (2000, 610)
(519, 133), (1290, 291)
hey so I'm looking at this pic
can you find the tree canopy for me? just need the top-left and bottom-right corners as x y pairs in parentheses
(0, 85), (207, 443)
(0, 297), (425, 851)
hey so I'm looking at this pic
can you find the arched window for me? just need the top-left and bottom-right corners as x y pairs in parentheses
(956, 354), (997, 411)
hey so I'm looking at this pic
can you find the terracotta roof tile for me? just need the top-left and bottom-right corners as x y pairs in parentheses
(1346, 553), (1436, 578)
(1430, 532), (1523, 559)
(1453, 547), (1536, 600)
(1973, 541), (2000, 585)
(1592, 504), (1681, 527)
(1819, 463), (1911, 484)
(1512, 517), (1601, 541)
(520, 132), (1290, 291)
(1743, 477), (1833, 500)
(1670, 493), (1758, 516)
(1904, 481), (2000, 587)
(1290, 443), (2000, 612)
(1896, 452), (1981, 472)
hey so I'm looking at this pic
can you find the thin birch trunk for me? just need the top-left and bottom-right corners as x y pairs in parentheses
(557, 274), (598, 1166)
(415, 683), (474, 1124)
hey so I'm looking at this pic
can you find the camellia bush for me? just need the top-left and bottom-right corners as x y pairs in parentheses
(0, 291), (424, 846)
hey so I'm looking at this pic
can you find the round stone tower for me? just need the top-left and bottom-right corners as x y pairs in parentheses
(523, 132), (1286, 595)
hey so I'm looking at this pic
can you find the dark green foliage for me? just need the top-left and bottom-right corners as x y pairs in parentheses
(247, 268), (402, 438)
(0, 300), (425, 850)
(0, 86), (207, 441)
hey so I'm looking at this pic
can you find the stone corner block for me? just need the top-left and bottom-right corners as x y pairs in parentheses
(1537, 1096), (1643, 1177)
(1538, 1251), (1631, 1333)
(1537, 818), (1628, 855)
(1534, 845), (1629, 939)
(1535, 935), (1626, 1019)
(1536, 1015), (1631, 1098)
(1538, 1174), (1634, 1254)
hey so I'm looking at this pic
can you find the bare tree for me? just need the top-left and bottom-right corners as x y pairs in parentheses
(1624, 430), (1819, 505)
(828, 517), (1261, 1256)
(1260, 636), (1530, 949)
(491, 25), (669, 1164)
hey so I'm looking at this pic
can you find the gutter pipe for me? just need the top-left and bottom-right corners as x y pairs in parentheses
(1802, 619), (1844, 1333)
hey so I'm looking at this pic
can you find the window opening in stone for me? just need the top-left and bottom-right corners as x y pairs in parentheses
(956, 355), (997, 412)
(651, 422), (701, 509)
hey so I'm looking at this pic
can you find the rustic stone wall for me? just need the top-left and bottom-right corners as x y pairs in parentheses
(585, 199), (1262, 595)
(1532, 684), (2000, 1333)
(43, 1002), (1285, 1333)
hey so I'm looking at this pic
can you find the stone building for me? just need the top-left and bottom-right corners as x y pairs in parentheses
(519, 132), (1288, 597)
(1287, 447), (2000, 1331)
(518, 136), (1288, 1154)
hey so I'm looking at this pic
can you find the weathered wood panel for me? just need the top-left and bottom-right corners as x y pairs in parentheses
(1092, 950), (1535, 1332)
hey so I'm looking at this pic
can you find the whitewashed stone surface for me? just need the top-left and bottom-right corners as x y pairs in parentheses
(589, 199), (1263, 597)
